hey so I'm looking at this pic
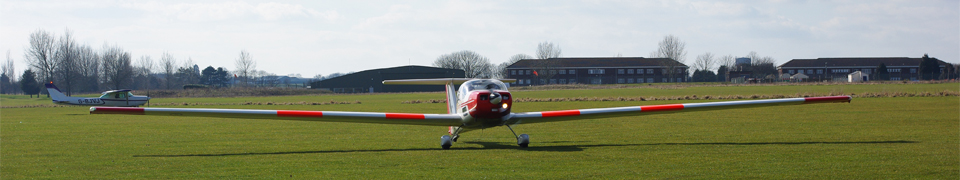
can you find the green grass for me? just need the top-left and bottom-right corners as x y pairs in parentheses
(1, 83), (957, 178)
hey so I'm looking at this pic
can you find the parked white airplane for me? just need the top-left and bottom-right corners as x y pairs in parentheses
(90, 78), (851, 149)
(47, 83), (150, 107)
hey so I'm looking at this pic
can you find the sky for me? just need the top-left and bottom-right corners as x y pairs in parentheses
(2, 0), (958, 78)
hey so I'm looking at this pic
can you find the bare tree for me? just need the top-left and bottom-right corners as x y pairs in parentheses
(536, 42), (562, 59)
(652, 35), (688, 82)
(495, 54), (532, 79)
(235, 50), (255, 87)
(76, 44), (100, 92)
(530, 42), (564, 84)
(717, 54), (735, 69)
(693, 52), (715, 71)
(653, 35), (687, 63)
(135, 55), (155, 89)
(101, 45), (133, 90)
(53, 30), (80, 95)
(432, 50), (493, 78)
(160, 52), (177, 89)
(25, 29), (57, 84)
(3, 50), (15, 80)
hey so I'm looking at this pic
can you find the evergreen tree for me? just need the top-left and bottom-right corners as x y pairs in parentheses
(918, 54), (941, 80)
(716, 65), (728, 82)
(20, 70), (40, 98)
(0, 74), (9, 94)
(876, 63), (890, 81)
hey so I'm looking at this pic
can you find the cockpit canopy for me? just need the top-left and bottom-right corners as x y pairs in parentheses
(100, 90), (135, 99)
(458, 79), (508, 99)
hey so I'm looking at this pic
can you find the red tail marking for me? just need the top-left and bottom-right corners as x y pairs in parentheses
(91, 107), (145, 115)
(641, 104), (685, 112)
(277, 110), (324, 118)
(541, 110), (581, 117)
(385, 113), (426, 119)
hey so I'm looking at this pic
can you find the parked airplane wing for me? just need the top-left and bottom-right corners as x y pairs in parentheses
(90, 107), (464, 126)
(505, 96), (851, 125)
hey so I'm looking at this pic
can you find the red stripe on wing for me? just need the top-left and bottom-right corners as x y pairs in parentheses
(277, 110), (324, 118)
(385, 113), (425, 119)
(640, 104), (685, 112)
(91, 107), (145, 115)
(803, 96), (851, 104)
(541, 110), (581, 117)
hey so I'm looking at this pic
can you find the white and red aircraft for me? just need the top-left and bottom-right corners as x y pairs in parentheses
(90, 78), (851, 149)
(47, 83), (151, 107)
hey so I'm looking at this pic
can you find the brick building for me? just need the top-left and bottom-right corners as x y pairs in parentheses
(778, 57), (951, 81)
(505, 57), (688, 86)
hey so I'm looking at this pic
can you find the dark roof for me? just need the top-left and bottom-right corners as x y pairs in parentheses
(779, 57), (950, 68)
(506, 57), (685, 69)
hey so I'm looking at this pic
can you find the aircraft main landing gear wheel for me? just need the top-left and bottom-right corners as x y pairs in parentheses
(441, 135), (453, 149)
(517, 134), (529, 148)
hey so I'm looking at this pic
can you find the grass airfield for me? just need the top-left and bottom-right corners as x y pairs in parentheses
(2, 83), (957, 179)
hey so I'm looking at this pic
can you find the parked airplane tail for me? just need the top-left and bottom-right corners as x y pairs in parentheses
(45, 83), (69, 101)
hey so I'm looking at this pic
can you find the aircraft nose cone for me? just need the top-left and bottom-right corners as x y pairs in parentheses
(489, 92), (502, 104)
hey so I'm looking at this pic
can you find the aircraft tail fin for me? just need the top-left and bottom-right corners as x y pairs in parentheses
(45, 83), (69, 100)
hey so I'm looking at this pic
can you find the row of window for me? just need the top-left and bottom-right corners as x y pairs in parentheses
(785, 68), (916, 75)
(509, 68), (687, 76)
(513, 79), (578, 85)
(616, 68), (684, 75)
(510, 69), (577, 76)
(513, 77), (686, 85)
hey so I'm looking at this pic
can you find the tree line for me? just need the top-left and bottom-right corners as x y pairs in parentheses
(1, 29), (297, 97)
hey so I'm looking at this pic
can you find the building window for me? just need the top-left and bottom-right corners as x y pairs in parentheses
(831, 69), (850, 73)
(617, 78), (625, 83)
(910, 77), (917, 81)
(638, 78), (644, 83)
(618, 69), (625, 74)
(559, 69), (566, 74)
(588, 69), (605, 74)
(510, 70), (516, 75)
(636, 69), (643, 74)
(590, 78), (601, 84)
(559, 79), (566, 84)
(540, 79), (546, 84)
(888, 69), (900, 73)
(569, 79), (576, 84)
(549, 70), (557, 75)
(647, 69), (654, 74)
(627, 78), (634, 83)
(677, 78), (682, 82)
(662, 78), (668, 82)
(910, 68), (916, 73)
(627, 69), (634, 74)
(549, 79), (556, 84)
(569, 70), (575, 74)
(817, 69), (823, 74)
(788, 70), (794, 74)
(807, 70), (813, 74)
(526, 79), (531, 84)
(891, 77), (901, 80)
(647, 78), (654, 83)
(862, 69), (871, 74)
(525, 70), (531, 75)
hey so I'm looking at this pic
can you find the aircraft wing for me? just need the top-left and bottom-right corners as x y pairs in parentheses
(504, 96), (851, 125)
(89, 107), (463, 126)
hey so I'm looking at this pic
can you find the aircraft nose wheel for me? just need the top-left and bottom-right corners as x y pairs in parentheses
(441, 135), (453, 149)
(517, 134), (530, 148)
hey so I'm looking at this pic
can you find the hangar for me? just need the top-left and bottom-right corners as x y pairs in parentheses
(311, 65), (465, 93)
